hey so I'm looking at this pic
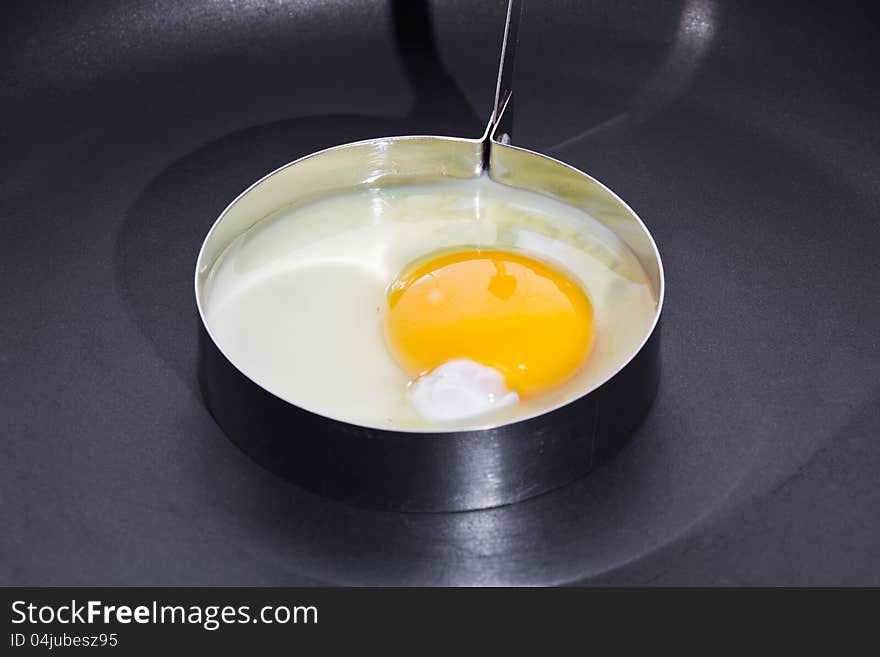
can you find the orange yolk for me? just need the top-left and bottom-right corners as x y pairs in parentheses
(384, 249), (595, 399)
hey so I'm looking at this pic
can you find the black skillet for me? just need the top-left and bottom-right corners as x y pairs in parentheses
(2, 0), (878, 585)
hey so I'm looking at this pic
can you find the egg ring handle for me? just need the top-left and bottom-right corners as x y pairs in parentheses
(483, 0), (523, 165)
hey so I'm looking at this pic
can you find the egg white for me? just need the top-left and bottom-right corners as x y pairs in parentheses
(203, 176), (657, 430)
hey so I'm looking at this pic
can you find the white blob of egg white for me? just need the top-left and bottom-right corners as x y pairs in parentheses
(409, 360), (519, 424)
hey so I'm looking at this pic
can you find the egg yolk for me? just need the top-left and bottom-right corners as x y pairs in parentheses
(385, 249), (594, 398)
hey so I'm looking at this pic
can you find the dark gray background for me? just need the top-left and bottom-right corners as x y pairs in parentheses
(1, 0), (878, 585)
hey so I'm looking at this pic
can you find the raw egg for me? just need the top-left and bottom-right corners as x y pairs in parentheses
(385, 249), (594, 399)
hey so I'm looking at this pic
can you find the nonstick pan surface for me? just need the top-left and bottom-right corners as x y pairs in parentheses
(2, 0), (878, 585)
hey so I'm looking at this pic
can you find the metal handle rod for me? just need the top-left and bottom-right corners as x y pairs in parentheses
(492, 0), (523, 124)
(488, 0), (523, 144)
